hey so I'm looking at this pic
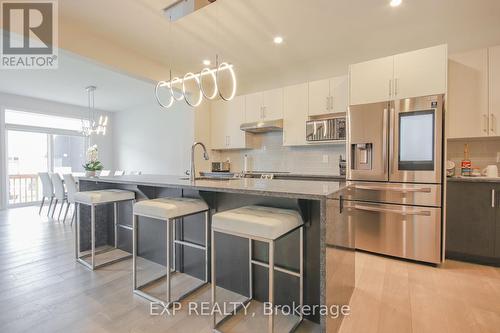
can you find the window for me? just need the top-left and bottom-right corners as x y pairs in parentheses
(5, 109), (88, 132)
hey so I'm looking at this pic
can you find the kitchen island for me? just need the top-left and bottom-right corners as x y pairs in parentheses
(77, 175), (354, 332)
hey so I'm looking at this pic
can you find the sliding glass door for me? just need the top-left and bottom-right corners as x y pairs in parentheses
(4, 109), (89, 207)
(7, 130), (86, 207)
(7, 131), (49, 205)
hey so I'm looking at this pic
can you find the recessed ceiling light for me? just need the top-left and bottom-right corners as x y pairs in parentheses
(273, 36), (284, 44)
(390, 0), (402, 7)
(202, 59), (211, 66)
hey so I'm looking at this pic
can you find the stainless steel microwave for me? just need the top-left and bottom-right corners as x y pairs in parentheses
(306, 117), (346, 142)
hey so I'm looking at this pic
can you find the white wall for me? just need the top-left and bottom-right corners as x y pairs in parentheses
(113, 101), (211, 175)
(0, 92), (115, 209)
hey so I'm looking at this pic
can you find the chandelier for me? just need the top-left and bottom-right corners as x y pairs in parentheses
(155, 59), (236, 108)
(155, 2), (236, 109)
(81, 86), (108, 136)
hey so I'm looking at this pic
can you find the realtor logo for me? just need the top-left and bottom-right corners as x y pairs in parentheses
(1, 0), (58, 69)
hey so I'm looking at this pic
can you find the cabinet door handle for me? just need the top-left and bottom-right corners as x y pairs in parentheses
(394, 78), (398, 96)
(330, 96), (334, 111)
(491, 114), (496, 134)
(483, 115), (489, 133)
(326, 97), (329, 110)
(388, 79), (392, 97)
(492, 189), (495, 208)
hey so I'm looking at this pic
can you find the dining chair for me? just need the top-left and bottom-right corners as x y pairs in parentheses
(99, 170), (111, 176)
(114, 170), (125, 176)
(38, 172), (54, 216)
(62, 174), (78, 225)
(50, 173), (67, 221)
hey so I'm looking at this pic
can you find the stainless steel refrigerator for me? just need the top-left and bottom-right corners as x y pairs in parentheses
(345, 94), (445, 264)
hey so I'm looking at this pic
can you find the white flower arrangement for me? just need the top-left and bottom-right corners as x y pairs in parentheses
(83, 145), (103, 171)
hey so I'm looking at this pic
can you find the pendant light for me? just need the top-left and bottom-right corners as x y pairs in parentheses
(155, 1), (237, 109)
(81, 86), (108, 136)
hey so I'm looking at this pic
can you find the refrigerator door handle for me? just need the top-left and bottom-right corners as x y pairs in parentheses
(346, 203), (431, 216)
(387, 106), (394, 178)
(351, 184), (432, 193)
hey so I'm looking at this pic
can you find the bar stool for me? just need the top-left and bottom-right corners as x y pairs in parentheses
(211, 205), (304, 333)
(132, 197), (209, 306)
(74, 189), (135, 270)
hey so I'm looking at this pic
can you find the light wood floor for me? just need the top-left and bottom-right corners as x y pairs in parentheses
(1, 206), (499, 333)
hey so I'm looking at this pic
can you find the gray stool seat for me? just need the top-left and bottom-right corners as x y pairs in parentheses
(74, 189), (135, 270)
(133, 197), (208, 220)
(132, 197), (210, 307)
(75, 189), (135, 205)
(212, 205), (303, 240)
(211, 205), (304, 333)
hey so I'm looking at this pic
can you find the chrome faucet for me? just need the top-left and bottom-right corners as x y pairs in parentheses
(190, 142), (209, 182)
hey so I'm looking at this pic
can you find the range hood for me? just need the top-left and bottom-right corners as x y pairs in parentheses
(240, 119), (283, 133)
(163, 0), (216, 22)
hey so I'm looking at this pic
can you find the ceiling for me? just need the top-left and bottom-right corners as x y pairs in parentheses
(0, 38), (156, 111)
(2, 0), (500, 108)
(58, 0), (500, 93)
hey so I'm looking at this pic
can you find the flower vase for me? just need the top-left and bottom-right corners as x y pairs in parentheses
(85, 170), (96, 177)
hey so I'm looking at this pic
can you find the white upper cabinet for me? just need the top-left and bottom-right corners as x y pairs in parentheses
(211, 100), (229, 150)
(244, 92), (263, 123)
(332, 75), (348, 113)
(211, 96), (249, 150)
(244, 88), (283, 122)
(262, 88), (284, 121)
(309, 75), (348, 115)
(283, 83), (308, 146)
(448, 48), (489, 138)
(393, 44), (447, 99)
(308, 78), (331, 116)
(490, 46), (500, 136)
(349, 55), (394, 105)
(349, 44), (447, 105)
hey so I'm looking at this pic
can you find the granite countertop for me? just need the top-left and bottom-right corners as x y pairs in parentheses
(78, 174), (346, 200)
(447, 176), (500, 183)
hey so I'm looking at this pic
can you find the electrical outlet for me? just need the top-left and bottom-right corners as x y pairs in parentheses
(323, 155), (329, 163)
(226, 157), (231, 163)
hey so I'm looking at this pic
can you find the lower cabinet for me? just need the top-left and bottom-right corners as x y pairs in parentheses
(446, 181), (500, 264)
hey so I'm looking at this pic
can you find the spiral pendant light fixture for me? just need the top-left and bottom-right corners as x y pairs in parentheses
(155, 1), (236, 109)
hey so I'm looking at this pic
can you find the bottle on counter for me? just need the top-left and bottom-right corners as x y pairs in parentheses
(460, 144), (472, 177)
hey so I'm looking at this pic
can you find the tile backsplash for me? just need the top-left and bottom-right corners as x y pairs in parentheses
(211, 132), (345, 175)
(447, 138), (500, 172)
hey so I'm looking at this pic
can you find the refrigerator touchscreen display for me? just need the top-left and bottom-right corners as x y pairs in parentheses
(398, 110), (434, 170)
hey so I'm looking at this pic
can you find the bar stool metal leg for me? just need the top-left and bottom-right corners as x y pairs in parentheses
(268, 240), (275, 333)
(205, 211), (209, 283)
(211, 228), (216, 329)
(133, 214), (137, 290)
(166, 218), (171, 303)
(75, 202), (80, 259)
(249, 239), (253, 299)
(114, 202), (118, 248)
(91, 204), (96, 269)
(172, 218), (176, 273)
(299, 226), (304, 321)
